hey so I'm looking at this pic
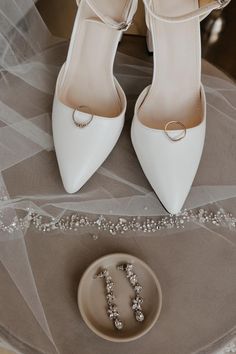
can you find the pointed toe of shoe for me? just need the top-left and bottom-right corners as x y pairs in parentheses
(160, 194), (187, 215)
(56, 149), (103, 194)
(53, 114), (124, 193)
(131, 120), (206, 213)
(64, 185), (79, 194)
(59, 168), (86, 194)
(152, 179), (193, 214)
(52, 83), (125, 194)
(131, 87), (206, 214)
(63, 182), (80, 195)
(53, 126), (123, 193)
(166, 204), (184, 215)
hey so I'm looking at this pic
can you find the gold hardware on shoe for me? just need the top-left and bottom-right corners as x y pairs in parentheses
(72, 106), (94, 128)
(164, 121), (187, 142)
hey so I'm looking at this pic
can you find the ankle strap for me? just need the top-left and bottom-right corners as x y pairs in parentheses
(143, 0), (231, 23)
(77, 0), (138, 31)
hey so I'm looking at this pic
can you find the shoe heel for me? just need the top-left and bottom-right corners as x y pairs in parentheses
(118, 32), (123, 44)
(144, 5), (153, 54)
(146, 28), (153, 54)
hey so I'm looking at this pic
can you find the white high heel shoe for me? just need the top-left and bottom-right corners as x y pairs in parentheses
(131, 0), (231, 214)
(53, 0), (137, 193)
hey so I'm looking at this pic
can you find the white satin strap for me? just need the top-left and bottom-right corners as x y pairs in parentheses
(143, 0), (231, 23)
(76, 0), (138, 31)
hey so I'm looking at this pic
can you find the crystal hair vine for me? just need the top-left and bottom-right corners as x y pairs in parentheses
(0, 208), (235, 235)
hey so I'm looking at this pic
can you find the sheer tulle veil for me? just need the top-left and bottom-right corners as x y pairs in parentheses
(0, 1), (236, 353)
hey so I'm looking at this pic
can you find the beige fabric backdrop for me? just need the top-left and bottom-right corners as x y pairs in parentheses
(0, 2), (229, 354)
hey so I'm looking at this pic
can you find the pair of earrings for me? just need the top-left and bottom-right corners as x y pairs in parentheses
(95, 263), (145, 330)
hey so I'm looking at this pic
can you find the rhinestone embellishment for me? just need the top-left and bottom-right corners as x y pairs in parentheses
(95, 268), (124, 330)
(117, 263), (145, 323)
(4, 208), (234, 235)
(1, 206), (236, 236)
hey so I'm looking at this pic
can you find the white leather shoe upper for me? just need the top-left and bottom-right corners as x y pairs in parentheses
(52, 0), (137, 194)
(53, 67), (126, 193)
(131, 85), (206, 214)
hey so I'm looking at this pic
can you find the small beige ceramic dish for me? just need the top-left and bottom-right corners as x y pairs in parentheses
(78, 253), (162, 342)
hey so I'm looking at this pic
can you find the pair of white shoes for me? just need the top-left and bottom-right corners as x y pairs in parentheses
(52, 0), (230, 214)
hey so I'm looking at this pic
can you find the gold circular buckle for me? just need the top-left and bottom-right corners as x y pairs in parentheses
(164, 121), (187, 142)
(72, 106), (94, 128)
